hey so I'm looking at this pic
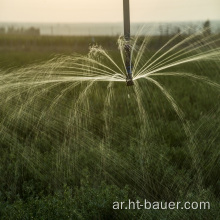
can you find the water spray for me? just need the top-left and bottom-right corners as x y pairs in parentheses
(123, 0), (134, 86)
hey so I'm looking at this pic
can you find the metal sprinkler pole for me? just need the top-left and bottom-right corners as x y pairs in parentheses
(123, 0), (134, 86)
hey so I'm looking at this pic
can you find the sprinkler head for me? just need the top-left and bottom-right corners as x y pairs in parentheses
(126, 66), (134, 86)
(126, 73), (134, 86)
(126, 78), (134, 86)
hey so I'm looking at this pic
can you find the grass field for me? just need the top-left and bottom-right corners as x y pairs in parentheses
(0, 33), (219, 219)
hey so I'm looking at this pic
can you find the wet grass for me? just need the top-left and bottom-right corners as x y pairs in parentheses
(0, 34), (219, 219)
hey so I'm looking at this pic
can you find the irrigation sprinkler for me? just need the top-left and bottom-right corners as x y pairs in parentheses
(123, 0), (134, 86)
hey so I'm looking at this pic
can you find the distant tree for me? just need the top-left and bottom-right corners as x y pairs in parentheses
(159, 25), (164, 36)
(187, 24), (197, 35)
(176, 27), (181, 35)
(7, 26), (40, 36)
(172, 27), (181, 36)
(0, 27), (5, 34)
(203, 20), (211, 36)
(25, 27), (40, 36)
(8, 26), (16, 34)
(165, 25), (170, 36)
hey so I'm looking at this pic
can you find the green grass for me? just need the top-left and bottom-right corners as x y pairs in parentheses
(0, 34), (219, 219)
(0, 35), (119, 69)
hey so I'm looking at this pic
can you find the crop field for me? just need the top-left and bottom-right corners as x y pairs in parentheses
(0, 33), (219, 219)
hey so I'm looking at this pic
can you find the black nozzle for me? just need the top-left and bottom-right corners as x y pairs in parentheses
(126, 65), (134, 86)
(126, 78), (134, 86)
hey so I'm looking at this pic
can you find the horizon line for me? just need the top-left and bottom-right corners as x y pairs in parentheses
(1, 19), (219, 24)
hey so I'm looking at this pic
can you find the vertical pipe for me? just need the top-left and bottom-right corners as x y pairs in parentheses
(123, 0), (134, 86)
(123, 0), (130, 41)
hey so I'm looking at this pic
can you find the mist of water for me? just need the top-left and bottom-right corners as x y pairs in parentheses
(0, 28), (219, 201)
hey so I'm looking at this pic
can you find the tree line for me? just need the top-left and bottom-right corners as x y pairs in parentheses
(0, 26), (40, 36)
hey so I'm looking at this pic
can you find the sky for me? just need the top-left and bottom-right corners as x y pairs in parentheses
(0, 0), (220, 23)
